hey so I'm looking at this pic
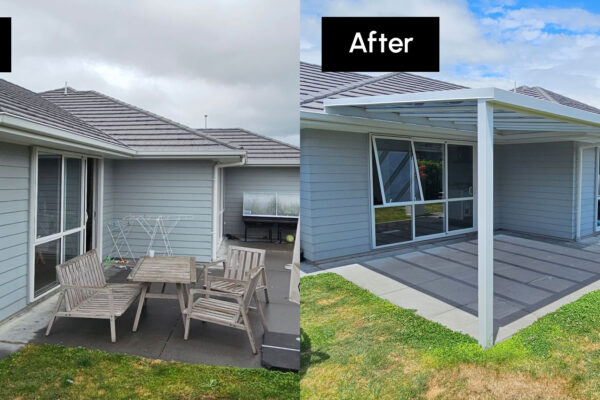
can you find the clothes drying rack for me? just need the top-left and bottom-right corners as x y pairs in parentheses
(106, 215), (193, 260)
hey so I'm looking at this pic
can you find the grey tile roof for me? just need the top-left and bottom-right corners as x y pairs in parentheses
(301, 62), (600, 117)
(198, 128), (299, 164)
(300, 61), (466, 112)
(0, 80), (126, 147)
(40, 88), (239, 153)
(514, 86), (600, 115)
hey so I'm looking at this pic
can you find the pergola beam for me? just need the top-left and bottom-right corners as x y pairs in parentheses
(477, 99), (494, 349)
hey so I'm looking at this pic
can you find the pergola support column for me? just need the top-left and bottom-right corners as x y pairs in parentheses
(477, 99), (494, 349)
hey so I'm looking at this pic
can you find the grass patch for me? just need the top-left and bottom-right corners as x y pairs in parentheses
(0, 344), (298, 399)
(301, 273), (600, 399)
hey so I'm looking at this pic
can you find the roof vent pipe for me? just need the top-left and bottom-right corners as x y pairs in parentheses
(64, 82), (68, 95)
(204, 114), (208, 129)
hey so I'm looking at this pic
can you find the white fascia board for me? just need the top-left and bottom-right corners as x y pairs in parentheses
(0, 113), (134, 157)
(244, 160), (300, 166)
(0, 113), (248, 161)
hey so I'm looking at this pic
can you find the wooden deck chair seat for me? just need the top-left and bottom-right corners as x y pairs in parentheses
(45, 249), (142, 343)
(202, 246), (270, 302)
(184, 267), (267, 354)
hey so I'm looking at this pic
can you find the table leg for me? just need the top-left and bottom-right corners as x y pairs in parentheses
(176, 283), (187, 325)
(132, 283), (149, 332)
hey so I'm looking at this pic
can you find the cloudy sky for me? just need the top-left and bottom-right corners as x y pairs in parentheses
(0, 0), (300, 145)
(301, 0), (600, 109)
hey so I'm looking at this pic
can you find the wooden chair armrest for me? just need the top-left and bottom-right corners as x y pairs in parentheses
(189, 288), (241, 300)
(205, 276), (246, 285)
(198, 259), (226, 268)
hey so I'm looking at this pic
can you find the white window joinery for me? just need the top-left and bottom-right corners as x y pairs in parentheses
(371, 135), (475, 248)
(33, 149), (87, 298)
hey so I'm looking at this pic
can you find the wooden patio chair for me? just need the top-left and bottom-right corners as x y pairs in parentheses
(201, 246), (270, 303)
(45, 249), (142, 343)
(184, 267), (267, 354)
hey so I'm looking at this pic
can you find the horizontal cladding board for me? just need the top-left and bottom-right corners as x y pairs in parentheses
(106, 159), (213, 260)
(301, 129), (371, 261)
(0, 297), (27, 323)
(0, 142), (29, 321)
(0, 253), (27, 274)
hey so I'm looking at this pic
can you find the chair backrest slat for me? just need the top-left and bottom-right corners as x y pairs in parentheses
(56, 249), (106, 311)
(224, 246), (265, 282)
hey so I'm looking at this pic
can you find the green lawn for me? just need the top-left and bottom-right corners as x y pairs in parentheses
(0, 345), (299, 399)
(301, 273), (600, 400)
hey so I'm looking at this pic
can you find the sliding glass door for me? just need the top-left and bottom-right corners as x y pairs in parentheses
(34, 151), (86, 297)
(371, 136), (474, 247)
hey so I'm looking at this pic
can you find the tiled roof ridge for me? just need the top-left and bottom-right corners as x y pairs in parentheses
(84, 90), (241, 151)
(1, 80), (129, 148)
(199, 127), (299, 150)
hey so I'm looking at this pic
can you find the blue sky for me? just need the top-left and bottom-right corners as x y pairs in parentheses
(301, 0), (600, 108)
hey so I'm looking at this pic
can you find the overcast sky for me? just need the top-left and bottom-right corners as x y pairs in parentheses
(301, 0), (600, 109)
(0, 0), (300, 145)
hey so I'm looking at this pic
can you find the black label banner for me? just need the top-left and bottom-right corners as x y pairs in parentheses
(0, 18), (10, 73)
(322, 17), (439, 72)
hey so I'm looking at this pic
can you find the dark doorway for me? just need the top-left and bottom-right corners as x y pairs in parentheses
(85, 159), (96, 252)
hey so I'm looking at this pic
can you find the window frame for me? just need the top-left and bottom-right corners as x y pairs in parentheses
(370, 134), (477, 249)
(30, 147), (88, 301)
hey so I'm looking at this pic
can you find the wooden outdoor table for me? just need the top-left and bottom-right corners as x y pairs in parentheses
(127, 256), (196, 332)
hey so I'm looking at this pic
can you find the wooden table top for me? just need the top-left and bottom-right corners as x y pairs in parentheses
(127, 256), (196, 284)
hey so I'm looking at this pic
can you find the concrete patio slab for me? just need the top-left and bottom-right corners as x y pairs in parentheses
(303, 232), (600, 343)
(0, 242), (298, 368)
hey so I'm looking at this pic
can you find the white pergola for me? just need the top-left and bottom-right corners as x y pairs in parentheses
(317, 87), (600, 348)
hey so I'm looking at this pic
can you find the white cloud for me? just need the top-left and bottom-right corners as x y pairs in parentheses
(301, 0), (600, 110)
(0, 0), (299, 145)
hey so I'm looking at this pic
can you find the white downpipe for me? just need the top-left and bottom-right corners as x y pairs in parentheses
(211, 156), (246, 260)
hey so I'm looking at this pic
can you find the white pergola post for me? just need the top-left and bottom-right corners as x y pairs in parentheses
(477, 99), (494, 349)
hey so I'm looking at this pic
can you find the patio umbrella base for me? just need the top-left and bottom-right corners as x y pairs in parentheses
(261, 331), (300, 372)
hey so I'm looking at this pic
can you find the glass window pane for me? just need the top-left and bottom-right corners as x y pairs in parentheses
(375, 206), (412, 246)
(277, 193), (300, 216)
(448, 145), (473, 199)
(37, 153), (62, 238)
(415, 203), (445, 237)
(372, 148), (383, 205)
(448, 200), (474, 231)
(375, 139), (413, 203)
(414, 142), (444, 200)
(64, 231), (81, 262)
(64, 158), (82, 230)
(243, 192), (276, 216)
(34, 239), (60, 296)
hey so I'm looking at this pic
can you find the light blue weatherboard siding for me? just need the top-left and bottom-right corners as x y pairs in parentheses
(105, 159), (213, 261)
(223, 166), (299, 239)
(0, 142), (29, 322)
(580, 147), (596, 237)
(300, 129), (372, 262)
(494, 142), (576, 240)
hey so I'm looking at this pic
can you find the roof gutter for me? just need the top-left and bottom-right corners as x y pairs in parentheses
(0, 113), (134, 157)
(211, 154), (247, 260)
(0, 113), (248, 160)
